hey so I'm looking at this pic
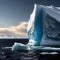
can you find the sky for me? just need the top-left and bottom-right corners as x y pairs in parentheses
(0, 0), (60, 37)
(0, 0), (60, 27)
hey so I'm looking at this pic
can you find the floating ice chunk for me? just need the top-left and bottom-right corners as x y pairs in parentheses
(12, 42), (29, 51)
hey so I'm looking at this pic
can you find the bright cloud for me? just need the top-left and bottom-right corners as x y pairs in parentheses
(0, 22), (28, 38)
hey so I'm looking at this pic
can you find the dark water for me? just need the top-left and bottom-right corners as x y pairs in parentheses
(0, 49), (60, 60)
(0, 38), (28, 47)
(0, 38), (60, 60)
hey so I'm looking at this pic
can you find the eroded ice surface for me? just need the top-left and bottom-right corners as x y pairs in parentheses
(40, 5), (60, 47)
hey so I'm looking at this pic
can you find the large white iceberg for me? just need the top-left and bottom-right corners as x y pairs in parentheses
(28, 4), (60, 47)
(12, 42), (30, 51)
(12, 4), (60, 51)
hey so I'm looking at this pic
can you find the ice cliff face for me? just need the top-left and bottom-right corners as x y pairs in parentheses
(27, 4), (43, 46)
(27, 4), (60, 47)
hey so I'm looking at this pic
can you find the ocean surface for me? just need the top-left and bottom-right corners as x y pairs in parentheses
(0, 38), (60, 60)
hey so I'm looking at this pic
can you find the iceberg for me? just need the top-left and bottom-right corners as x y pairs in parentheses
(28, 4), (60, 47)
(12, 4), (60, 51)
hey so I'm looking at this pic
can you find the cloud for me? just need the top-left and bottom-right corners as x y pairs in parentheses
(0, 22), (28, 38)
